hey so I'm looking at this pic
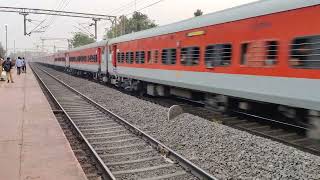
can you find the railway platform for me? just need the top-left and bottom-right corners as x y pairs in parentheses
(0, 66), (87, 180)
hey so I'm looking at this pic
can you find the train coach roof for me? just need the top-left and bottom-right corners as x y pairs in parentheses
(68, 40), (108, 52)
(109, 0), (320, 44)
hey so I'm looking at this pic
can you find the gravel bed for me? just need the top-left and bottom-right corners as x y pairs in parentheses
(40, 65), (320, 179)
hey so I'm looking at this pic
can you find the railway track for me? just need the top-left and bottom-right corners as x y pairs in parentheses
(38, 63), (320, 156)
(31, 64), (217, 180)
(55, 113), (103, 180)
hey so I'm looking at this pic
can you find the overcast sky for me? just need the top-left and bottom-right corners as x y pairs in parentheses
(0, 0), (257, 53)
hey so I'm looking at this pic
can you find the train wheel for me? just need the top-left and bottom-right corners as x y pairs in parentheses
(205, 94), (228, 113)
(308, 110), (320, 140)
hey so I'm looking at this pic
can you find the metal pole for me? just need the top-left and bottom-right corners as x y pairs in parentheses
(92, 18), (98, 40)
(113, 17), (117, 38)
(5, 24), (7, 57)
(95, 20), (97, 40)
(23, 13), (28, 36)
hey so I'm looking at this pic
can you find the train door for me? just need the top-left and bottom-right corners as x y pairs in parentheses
(112, 44), (117, 68)
(107, 44), (118, 75)
(101, 46), (108, 76)
(97, 47), (102, 72)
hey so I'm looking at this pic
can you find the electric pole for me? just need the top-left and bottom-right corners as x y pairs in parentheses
(90, 18), (99, 40)
(20, 12), (29, 36)
(5, 24), (7, 57)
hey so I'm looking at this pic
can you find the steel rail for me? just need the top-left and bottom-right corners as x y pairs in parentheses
(35, 64), (218, 180)
(30, 64), (116, 180)
(231, 110), (310, 131)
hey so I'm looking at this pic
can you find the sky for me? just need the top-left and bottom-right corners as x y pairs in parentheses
(0, 0), (258, 54)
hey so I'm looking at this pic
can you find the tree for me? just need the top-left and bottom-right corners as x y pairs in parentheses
(194, 9), (203, 17)
(106, 12), (157, 39)
(0, 42), (5, 58)
(71, 32), (95, 48)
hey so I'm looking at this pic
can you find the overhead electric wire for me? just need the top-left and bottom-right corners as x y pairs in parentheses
(107, 0), (146, 15)
(72, 25), (93, 37)
(78, 22), (94, 36)
(114, 0), (160, 16)
(125, 0), (165, 16)
(29, 19), (47, 33)
(42, 0), (71, 33)
(30, 0), (67, 34)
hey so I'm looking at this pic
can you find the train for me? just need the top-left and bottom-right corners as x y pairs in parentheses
(36, 0), (320, 139)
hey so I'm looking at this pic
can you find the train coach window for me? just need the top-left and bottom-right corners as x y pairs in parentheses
(135, 51), (145, 64)
(140, 51), (145, 64)
(181, 47), (200, 66)
(154, 50), (159, 63)
(130, 52), (134, 64)
(147, 51), (152, 63)
(117, 52), (121, 63)
(290, 35), (320, 69)
(121, 52), (125, 63)
(205, 44), (232, 67)
(126, 52), (130, 64)
(266, 41), (278, 65)
(162, 49), (177, 65)
(126, 52), (134, 64)
(240, 41), (278, 67)
(135, 52), (139, 63)
(240, 44), (248, 65)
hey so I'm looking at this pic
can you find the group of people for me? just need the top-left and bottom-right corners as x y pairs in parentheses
(15, 57), (27, 75)
(0, 56), (27, 83)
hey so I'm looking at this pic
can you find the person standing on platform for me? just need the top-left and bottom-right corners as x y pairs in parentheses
(2, 57), (14, 83)
(22, 57), (26, 73)
(16, 57), (23, 75)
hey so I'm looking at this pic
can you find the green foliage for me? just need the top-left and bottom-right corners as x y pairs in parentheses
(106, 12), (157, 39)
(194, 9), (203, 17)
(71, 32), (95, 48)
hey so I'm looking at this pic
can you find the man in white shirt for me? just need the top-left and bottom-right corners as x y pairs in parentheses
(16, 57), (23, 75)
